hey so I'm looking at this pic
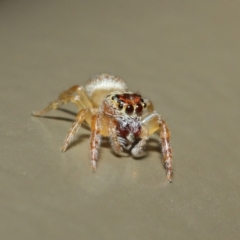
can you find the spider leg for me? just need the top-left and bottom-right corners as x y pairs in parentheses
(108, 119), (125, 155)
(90, 114), (102, 172)
(158, 118), (173, 182)
(61, 109), (90, 152)
(142, 112), (173, 182)
(32, 85), (92, 116)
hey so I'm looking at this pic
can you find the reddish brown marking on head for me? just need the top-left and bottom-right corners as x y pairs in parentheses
(117, 93), (142, 105)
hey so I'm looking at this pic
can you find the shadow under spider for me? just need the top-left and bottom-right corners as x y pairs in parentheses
(34, 108), (75, 122)
(65, 133), (90, 151)
(36, 108), (89, 130)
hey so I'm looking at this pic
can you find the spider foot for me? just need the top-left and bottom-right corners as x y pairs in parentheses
(61, 145), (67, 152)
(31, 110), (42, 117)
(165, 166), (173, 183)
(91, 160), (97, 172)
(166, 170), (173, 183)
(61, 138), (71, 152)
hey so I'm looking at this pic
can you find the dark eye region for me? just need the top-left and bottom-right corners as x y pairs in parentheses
(118, 102), (146, 115)
(135, 104), (143, 114)
(126, 104), (134, 114)
(112, 93), (146, 115)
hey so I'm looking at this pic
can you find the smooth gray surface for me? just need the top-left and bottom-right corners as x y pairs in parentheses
(1, 1), (240, 239)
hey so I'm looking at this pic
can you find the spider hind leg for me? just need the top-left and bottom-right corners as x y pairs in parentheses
(32, 85), (93, 116)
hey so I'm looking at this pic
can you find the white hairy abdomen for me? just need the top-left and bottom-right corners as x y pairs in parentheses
(85, 74), (127, 107)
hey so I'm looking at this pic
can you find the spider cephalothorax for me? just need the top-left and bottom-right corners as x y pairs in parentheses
(32, 74), (173, 182)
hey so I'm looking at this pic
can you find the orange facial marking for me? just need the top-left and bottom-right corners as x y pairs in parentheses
(117, 93), (142, 105)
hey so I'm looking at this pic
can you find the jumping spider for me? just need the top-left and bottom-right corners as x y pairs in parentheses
(32, 74), (173, 182)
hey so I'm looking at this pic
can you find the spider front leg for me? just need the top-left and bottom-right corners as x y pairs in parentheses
(108, 119), (125, 156)
(159, 118), (173, 182)
(32, 85), (92, 116)
(142, 112), (173, 182)
(90, 114), (102, 172)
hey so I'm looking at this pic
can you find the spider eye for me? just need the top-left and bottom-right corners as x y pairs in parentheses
(126, 104), (134, 114)
(112, 94), (119, 101)
(140, 99), (147, 108)
(135, 104), (143, 115)
(118, 102), (123, 109)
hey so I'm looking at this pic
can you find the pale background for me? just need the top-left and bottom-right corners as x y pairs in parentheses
(1, 1), (239, 239)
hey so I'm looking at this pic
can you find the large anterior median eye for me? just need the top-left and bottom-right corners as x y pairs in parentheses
(135, 104), (143, 115)
(126, 104), (134, 114)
